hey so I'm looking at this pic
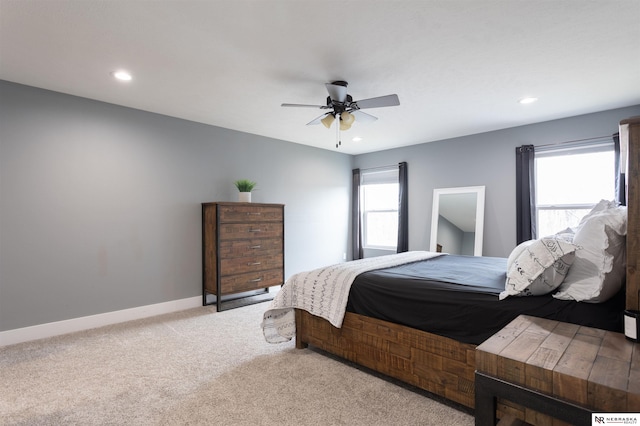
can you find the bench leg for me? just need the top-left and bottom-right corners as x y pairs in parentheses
(475, 372), (497, 426)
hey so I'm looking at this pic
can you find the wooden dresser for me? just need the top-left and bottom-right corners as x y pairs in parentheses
(202, 202), (284, 311)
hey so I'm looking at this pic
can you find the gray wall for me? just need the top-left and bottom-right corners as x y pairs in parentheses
(353, 104), (640, 258)
(2, 79), (639, 333)
(0, 81), (352, 331)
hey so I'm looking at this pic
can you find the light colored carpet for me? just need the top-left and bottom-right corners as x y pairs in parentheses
(0, 302), (474, 425)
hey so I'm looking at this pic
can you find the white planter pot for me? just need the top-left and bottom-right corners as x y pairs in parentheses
(238, 192), (251, 203)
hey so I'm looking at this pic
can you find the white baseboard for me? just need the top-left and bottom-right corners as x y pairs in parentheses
(0, 296), (202, 347)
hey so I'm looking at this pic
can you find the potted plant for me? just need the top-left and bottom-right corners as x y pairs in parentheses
(234, 179), (257, 202)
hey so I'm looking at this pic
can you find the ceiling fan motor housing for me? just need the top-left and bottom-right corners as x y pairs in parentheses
(326, 94), (353, 114)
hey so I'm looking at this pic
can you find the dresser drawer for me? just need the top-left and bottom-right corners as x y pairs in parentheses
(219, 222), (283, 240)
(220, 253), (283, 275)
(218, 204), (283, 223)
(219, 269), (284, 294)
(218, 238), (282, 258)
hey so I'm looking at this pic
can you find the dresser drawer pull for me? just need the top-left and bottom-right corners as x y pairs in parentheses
(246, 212), (262, 216)
(248, 262), (262, 266)
(250, 277), (263, 282)
(249, 228), (261, 232)
(250, 245), (261, 249)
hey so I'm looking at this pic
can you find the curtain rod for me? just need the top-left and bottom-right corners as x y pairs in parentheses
(534, 134), (615, 149)
(360, 164), (399, 172)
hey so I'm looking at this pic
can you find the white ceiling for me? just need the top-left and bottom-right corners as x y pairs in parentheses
(1, 0), (639, 155)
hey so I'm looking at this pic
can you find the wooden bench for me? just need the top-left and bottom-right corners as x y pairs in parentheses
(475, 315), (640, 425)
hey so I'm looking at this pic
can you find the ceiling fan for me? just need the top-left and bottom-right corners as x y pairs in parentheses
(281, 81), (400, 148)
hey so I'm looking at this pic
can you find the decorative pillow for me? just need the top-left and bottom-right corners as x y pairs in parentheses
(499, 238), (580, 300)
(553, 205), (627, 303)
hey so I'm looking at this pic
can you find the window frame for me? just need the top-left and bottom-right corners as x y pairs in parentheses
(360, 167), (400, 251)
(534, 140), (615, 236)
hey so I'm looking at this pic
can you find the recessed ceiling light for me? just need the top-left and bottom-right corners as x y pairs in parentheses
(112, 70), (132, 81)
(519, 97), (538, 104)
(352, 136), (363, 142)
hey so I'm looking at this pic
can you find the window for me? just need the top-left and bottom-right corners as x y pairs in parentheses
(361, 168), (399, 249)
(535, 141), (615, 237)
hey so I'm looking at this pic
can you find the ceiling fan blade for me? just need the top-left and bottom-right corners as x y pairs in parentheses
(325, 82), (347, 103)
(352, 94), (400, 109)
(351, 110), (378, 123)
(281, 103), (327, 109)
(306, 113), (329, 125)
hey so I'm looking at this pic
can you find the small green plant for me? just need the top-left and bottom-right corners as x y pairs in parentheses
(234, 179), (257, 192)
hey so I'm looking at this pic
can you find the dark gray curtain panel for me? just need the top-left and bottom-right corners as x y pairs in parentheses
(351, 168), (363, 259)
(613, 133), (626, 206)
(516, 145), (536, 244)
(397, 162), (409, 253)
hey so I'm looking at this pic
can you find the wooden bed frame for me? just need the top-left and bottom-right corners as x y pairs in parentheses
(295, 116), (640, 412)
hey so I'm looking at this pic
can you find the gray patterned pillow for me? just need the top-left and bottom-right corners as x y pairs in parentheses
(499, 238), (580, 300)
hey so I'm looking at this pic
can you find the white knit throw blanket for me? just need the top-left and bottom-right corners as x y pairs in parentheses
(262, 251), (441, 343)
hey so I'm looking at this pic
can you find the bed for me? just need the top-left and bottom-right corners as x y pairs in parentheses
(264, 116), (640, 412)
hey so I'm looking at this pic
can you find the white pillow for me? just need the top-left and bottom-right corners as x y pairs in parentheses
(553, 227), (575, 243)
(499, 238), (580, 300)
(553, 205), (627, 303)
(577, 199), (619, 227)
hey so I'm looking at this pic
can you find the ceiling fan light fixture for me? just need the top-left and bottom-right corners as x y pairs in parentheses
(341, 111), (355, 125)
(340, 120), (352, 131)
(321, 114), (335, 129)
